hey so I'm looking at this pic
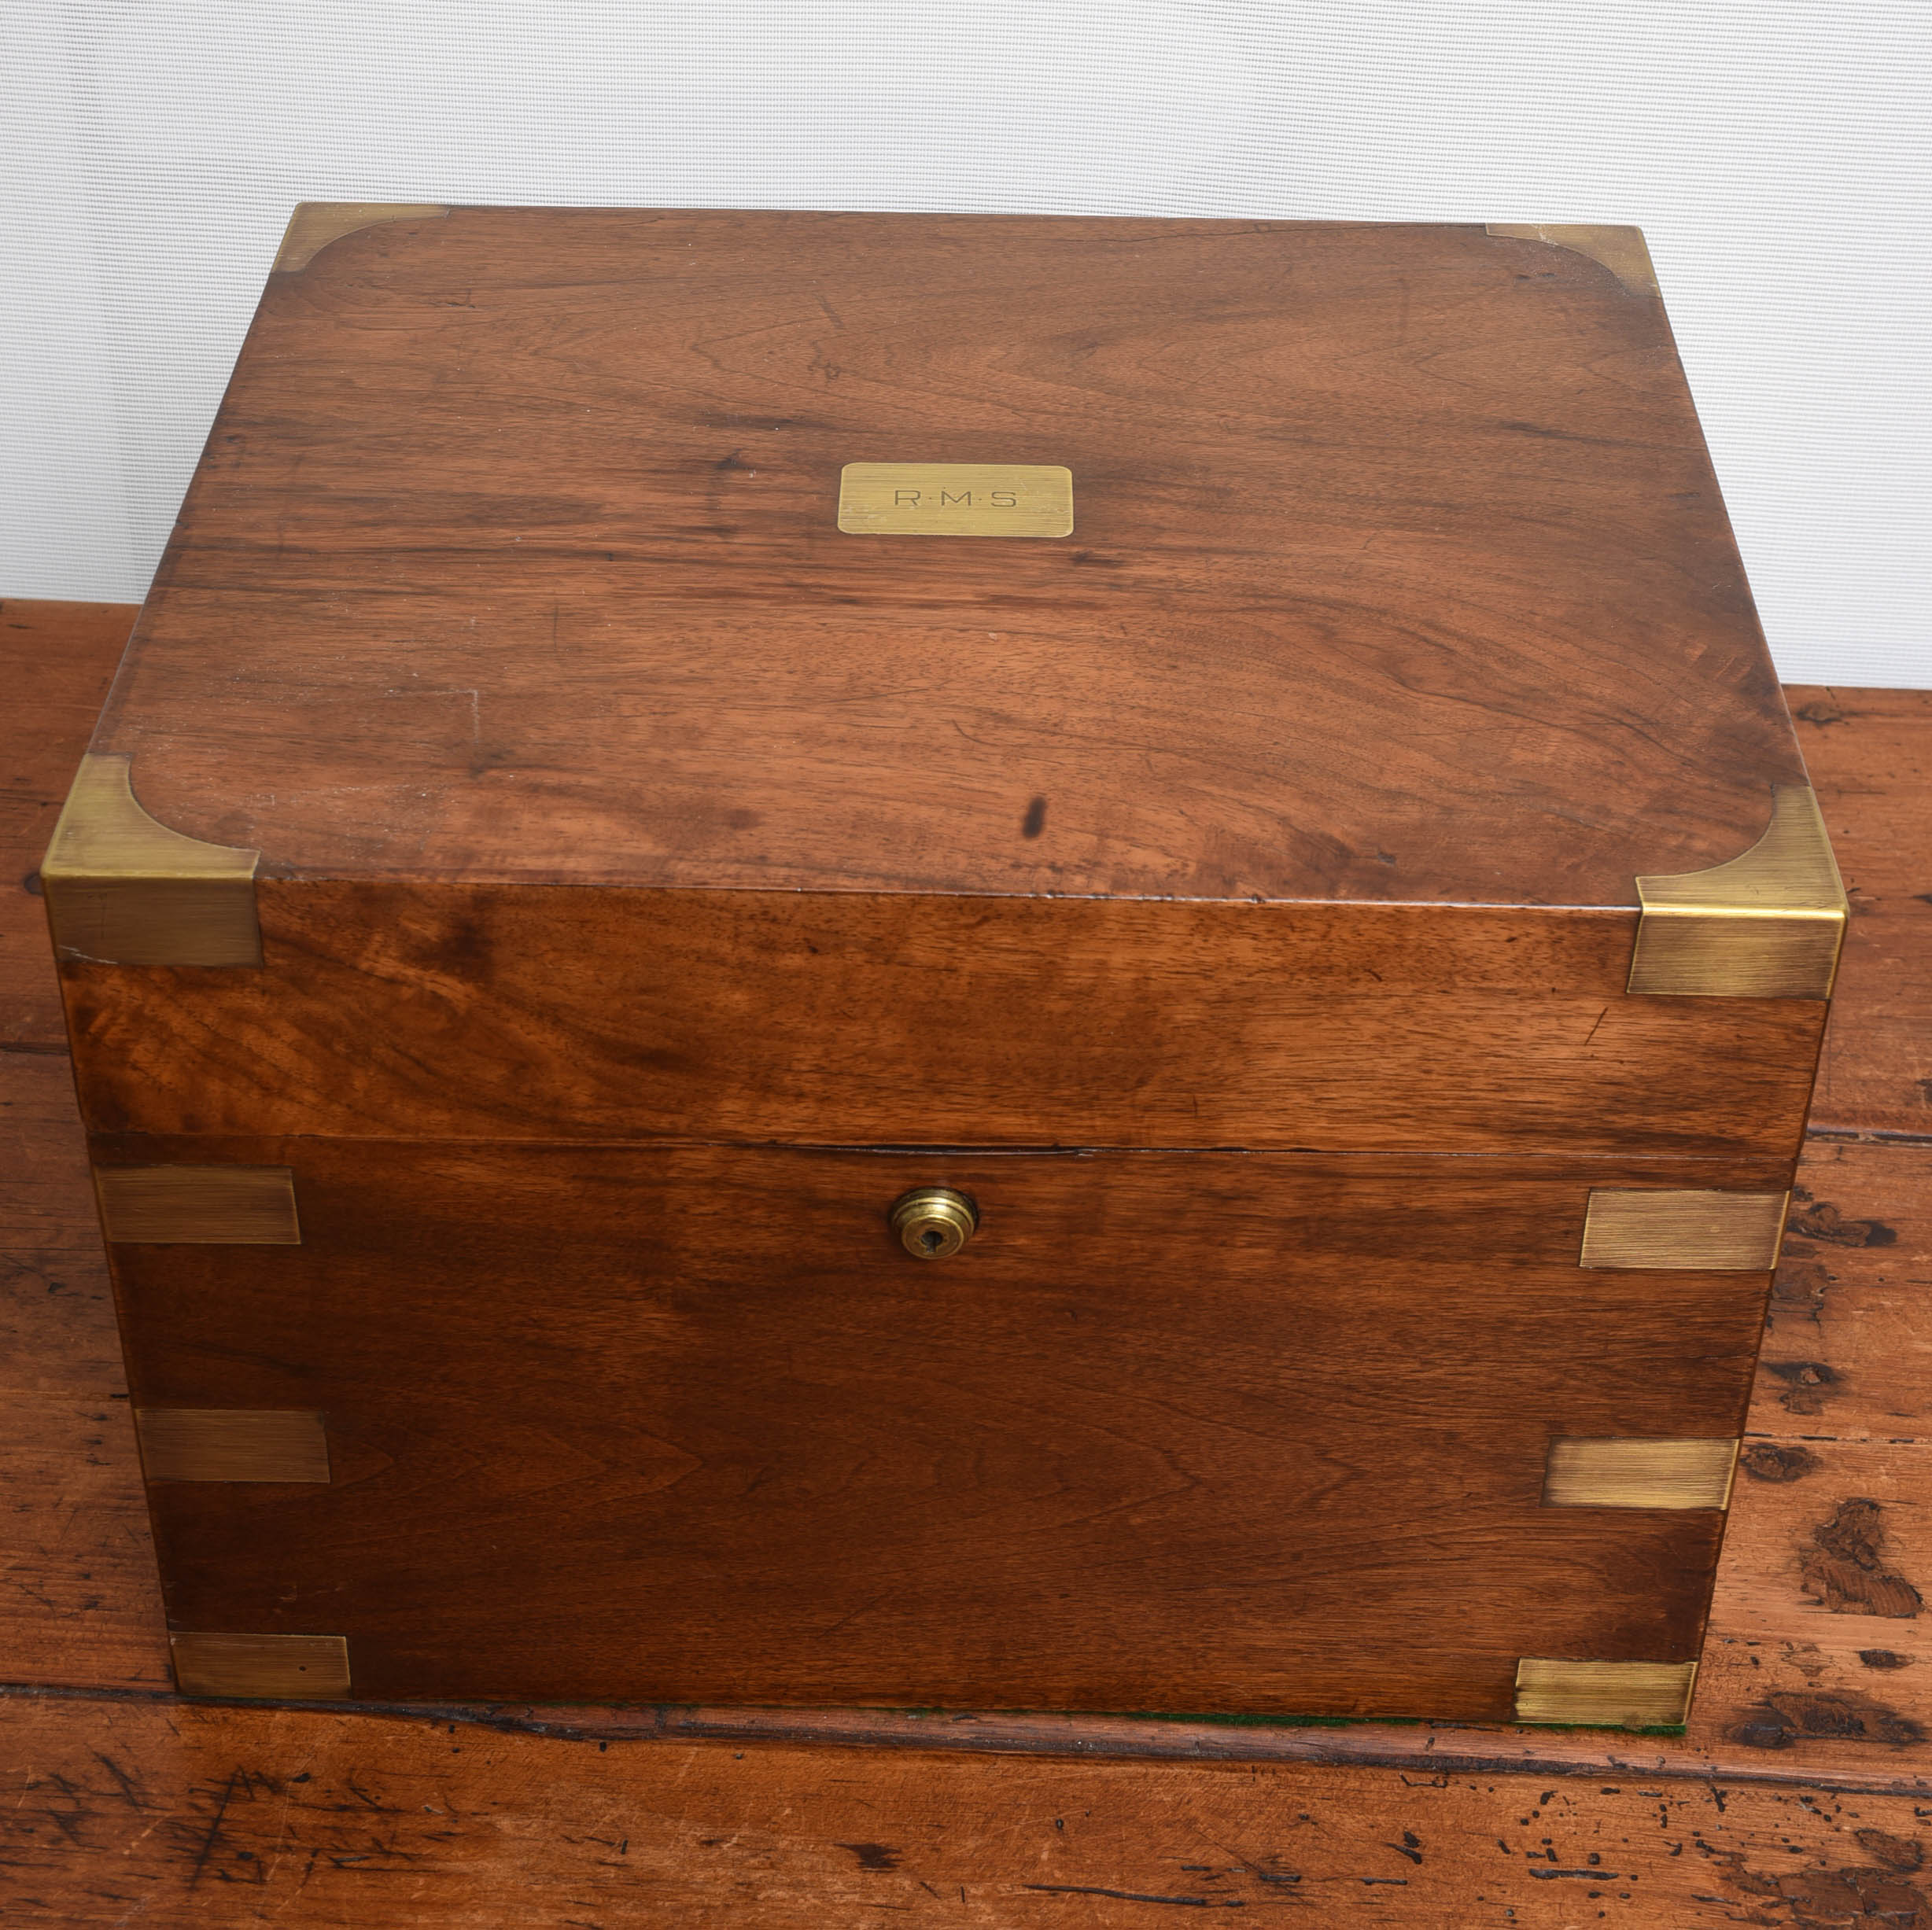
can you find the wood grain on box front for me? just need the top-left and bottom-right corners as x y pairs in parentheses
(59, 886), (1827, 1152)
(94, 1136), (1777, 1715)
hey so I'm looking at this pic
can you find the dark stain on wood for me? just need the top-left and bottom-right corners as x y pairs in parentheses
(1716, 1843), (1931, 1926)
(1769, 1254), (1834, 1326)
(1764, 1360), (1841, 1415)
(1861, 1650), (1916, 1670)
(1856, 1829), (1926, 1871)
(1783, 1642), (1830, 1681)
(1791, 701), (1850, 727)
(1788, 1193), (1899, 1248)
(1801, 1500), (1924, 1619)
(1728, 1690), (1927, 1751)
(837, 1843), (902, 1872)
(1740, 1443), (1823, 1483)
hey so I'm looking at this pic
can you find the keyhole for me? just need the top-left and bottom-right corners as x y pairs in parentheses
(889, 1187), (976, 1260)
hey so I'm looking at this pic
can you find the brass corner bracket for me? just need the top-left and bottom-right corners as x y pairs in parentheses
(1628, 785), (1846, 998)
(1514, 1658), (1698, 1729)
(274, 201), (448, 273)
(1485, 223), (1660, 295)
(42, 753), (260, 967)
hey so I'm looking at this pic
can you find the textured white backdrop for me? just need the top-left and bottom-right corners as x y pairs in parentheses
(6, 0), (1928, 683)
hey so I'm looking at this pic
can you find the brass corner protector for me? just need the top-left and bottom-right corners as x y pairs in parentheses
(1486, 223), (1660, 296)
(1580, 1189), (1790, 1271)
(43, 753), (260, 967)
(1543, 1436), (1740, 1511)
(1628, 785), (1846, 998)
(1514, 1658), (1698, 1729)
(136, 1409), (330, 1483)
(171, 1631), (351, 1700)
(95, 1165), (301, 1245)
(274, 201), (449, 273)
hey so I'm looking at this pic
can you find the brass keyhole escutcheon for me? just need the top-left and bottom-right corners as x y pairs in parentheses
(890, 1188), (979, 1260)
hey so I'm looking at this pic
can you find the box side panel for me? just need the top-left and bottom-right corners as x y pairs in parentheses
(59, 886), (1825, 1158)
(100, 1140), (1774, 1717)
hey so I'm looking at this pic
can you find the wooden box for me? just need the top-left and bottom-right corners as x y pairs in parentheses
(46, 208), (1843, 1728)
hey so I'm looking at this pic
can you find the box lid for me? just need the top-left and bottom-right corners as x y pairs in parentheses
(90, 207), (1805, 909)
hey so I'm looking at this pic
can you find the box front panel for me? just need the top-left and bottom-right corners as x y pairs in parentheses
(59, 885), (1827, 1158)
(100, 1139), (1781, 1717)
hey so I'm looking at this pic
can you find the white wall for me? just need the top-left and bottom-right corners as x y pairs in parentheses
(6, 0), (1927, 685)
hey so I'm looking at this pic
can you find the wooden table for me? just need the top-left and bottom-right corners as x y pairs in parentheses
(4, 598), (1930, 1924)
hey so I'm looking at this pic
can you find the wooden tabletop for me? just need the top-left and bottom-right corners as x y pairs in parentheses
(4, 596), (1930, 1922)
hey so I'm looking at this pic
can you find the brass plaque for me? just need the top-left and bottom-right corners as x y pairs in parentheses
(838, 463), (1073, 539)
(1514, 1658), (1697, 1729)
(1543, 1436), (1738, 1511)
(171, 1631), (351, 1700)
(136, 1409), (330, 1483)
(1580, 1189), (1789, 1271)
(95, 1165), (302, 1245)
